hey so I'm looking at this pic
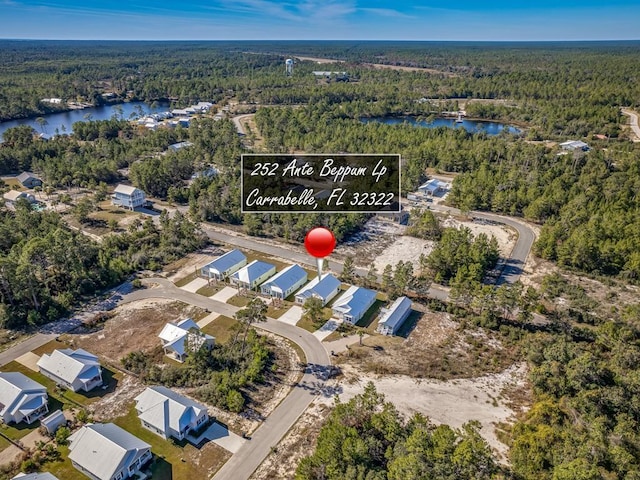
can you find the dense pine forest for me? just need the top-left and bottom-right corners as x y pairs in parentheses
(1, 40), (640, 480)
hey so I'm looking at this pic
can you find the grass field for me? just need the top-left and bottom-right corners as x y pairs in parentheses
(201, 315), (240, 344)
(175, 271), (199, 287)
(46, 445), (92, 480)
(296, 307), (333, 333)
(196, 283), (224, 297)
(226, 294), (252, 308)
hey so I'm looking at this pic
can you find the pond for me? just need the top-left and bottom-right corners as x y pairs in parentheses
(0, 101), (170, 140)
(361, 116), (520, 135)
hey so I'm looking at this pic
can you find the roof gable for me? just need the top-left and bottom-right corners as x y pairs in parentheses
(262, 265), (307, 292)
(135, 386), (206, 434)
(68, 423), (150, 480)
(0, 372), (47, 416)
(232, 260), (275, 284)
(37, 349), (100, 385)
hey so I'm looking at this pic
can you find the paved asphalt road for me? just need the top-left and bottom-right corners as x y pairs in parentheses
(0, 333), (57, 367)
(125, 279), (332, 480)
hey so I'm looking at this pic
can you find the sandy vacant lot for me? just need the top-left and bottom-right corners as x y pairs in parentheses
(443, 217), (517, 257)
(373, 236), (435, 272)
(333, 363), (527, 459)
(65, 298), (206, 364)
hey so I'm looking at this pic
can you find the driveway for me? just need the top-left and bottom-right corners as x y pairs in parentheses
(211, 286), (238, 303)
(189, 422), (246, 454)
(197, 312), (220, 328)
(277, 306), (303, 326)
(313, 319), (341, 341)
(181, 277), (208, 293)
(15, 351), (41, 371)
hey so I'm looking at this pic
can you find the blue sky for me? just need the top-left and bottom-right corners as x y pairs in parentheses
(1, 0), (639, 40)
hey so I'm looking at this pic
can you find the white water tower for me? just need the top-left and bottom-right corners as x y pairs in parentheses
(285, 58), (294, 76)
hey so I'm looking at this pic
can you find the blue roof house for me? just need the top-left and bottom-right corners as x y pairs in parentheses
(332, 286), (377, 324)
(260, 265), (308, 299)
(376, 296), (413, 336)
(231, 260), (276, 290)
(295, 274), (341, 306)
(200, 249), (247, 280)
(418, 178), (447, 196)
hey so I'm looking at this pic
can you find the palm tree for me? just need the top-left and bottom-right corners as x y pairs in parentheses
(35, 117), (48, 134)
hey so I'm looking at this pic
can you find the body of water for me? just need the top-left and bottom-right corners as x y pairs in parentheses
(0, 101), (169, 140)
(361, 116), (520, 135)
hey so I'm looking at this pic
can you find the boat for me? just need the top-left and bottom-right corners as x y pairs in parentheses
(455, 111), (464, 123)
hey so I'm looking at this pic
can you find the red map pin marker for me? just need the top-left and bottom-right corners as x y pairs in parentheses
(305, 227), (336, 280)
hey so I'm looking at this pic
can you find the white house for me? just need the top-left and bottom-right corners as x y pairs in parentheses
(418, 178), (448, 196)
(37, 348), (103, 393)
(112, 184), (146, 210)
(134, 386), (208, 441)
(200, 249), (247, 280)
(376, 296), (413, 336)
(260, 265), (308, 299)
(559, 140), (590, 151)
(230, 260), (276, 290)
(158, 318), (214, 362)
(0, 372), (49, 425)
(68, 423), (152, 480)
(3, 190), (36, 205)
(332, 286), (377, 324)
(295, 274), (341, 306)
(41, 98), (62, 104)
(13, 473), (60, 480)
(168, 141), (193, 152)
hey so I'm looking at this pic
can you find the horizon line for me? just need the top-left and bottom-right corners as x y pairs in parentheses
(1, 38), (640, 42)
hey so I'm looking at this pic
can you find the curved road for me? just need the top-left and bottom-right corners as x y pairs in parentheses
(622, 108), (640, 142)
(123, 278), (331, 480)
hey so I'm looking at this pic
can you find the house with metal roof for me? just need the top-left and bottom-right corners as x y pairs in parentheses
(332, 286), (377, 324)
(260, 265), (308, 299)
(17, 172), (42, 189)
(3, 190), (36, 205)
(13, 473), (60, 480)
(37, 348), (103, 393)
(158, 318), (214, 362)
(134, 386), (208, 441)
(112, 184), (146, 210)
(376, 296), (413, 336)
(230, 260), (276, 290)
(295, 274), (341, 306)
(168, 141), (193, 152)
(68, 423), (152, 480)
(0, 372), (49, 425)
(200, 249), (247, 280)
(418, 178), (448, 196)
(40, 409), (67, 435)
(559, 140), (590, 151)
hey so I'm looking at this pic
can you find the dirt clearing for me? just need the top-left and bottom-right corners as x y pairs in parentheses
(64, 299), (207, 364)
(373, 236), (435, 272)
(443, 217), (517, 257)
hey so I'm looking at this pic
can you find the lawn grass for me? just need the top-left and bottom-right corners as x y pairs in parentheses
(201, 315), (240, 345)
(226, 294), (252, 308)
(295, 307), (333, 333)
(1, 360), (122, 408)
(0, 417), (38, 441)
(175, 271), (199, 287)
(113, 406), (230, 480)
(46, 445), (91, 480)
(266, 301), (293, 319)
(355, 299), (385, 330)
(0, 434), (11, 451)
(196, 283), (224, 297)
(31, 338), (69, 356)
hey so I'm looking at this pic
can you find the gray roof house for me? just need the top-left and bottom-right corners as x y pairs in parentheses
(418, 178), (448, 196)
(200, 249), (247, 280)
(134, 386), (208, 441)
(158, 318), (214, 362)
(40, 409), (67, 435)
(112, 184), (146, 210)
(332, 286), (377, 324)
(260, 265), (308, 299)
(376, 296), (413, 336)
(37, 348), (103, 393)
(0, 372), (49, 425)
(168, 141), (193, 152)
(559, 140), (590, 151)
(13, 473), (60, 480)
(68, 423), (152, 480)
(295, 274), (341, 306)
(17, 172), (42, 189)
(230, 260), (276, 290)
(3, 190), (36, 204)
